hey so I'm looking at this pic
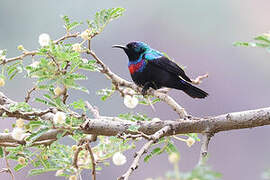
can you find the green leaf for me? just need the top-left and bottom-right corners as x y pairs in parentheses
(70, 99), (86, 111)
(87, 7), (125, 36)
(144, 147), (162, 162)
(165, 141), (179, 154)
(14, 164), (27, 172)
(61, 15), (82, 31)
(25, 127), (50, 144)
(97, 88), (115, 101)
(28, 168), (60, 176)
(0, 147), (3, 158)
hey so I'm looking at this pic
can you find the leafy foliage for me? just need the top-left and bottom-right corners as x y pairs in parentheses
(0, 6), (209, 180)
(87, 7), (125, 37)
(234, 33), (270, 52)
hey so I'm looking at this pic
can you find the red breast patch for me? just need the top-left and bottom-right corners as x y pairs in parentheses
(128, 60), (144, 74)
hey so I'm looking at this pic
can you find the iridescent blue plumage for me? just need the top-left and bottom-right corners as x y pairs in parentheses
(113, 41), (208, 98)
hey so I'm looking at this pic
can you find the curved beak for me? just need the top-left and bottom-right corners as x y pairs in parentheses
(112, 45), (127, 50)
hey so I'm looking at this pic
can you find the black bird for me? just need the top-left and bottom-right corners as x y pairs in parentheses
(113, 41), (208, 98)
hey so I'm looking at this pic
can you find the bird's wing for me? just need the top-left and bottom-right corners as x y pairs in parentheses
(145, 56), (192, 82)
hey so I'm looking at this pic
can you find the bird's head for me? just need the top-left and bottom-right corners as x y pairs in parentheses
(113, 41), (150, 61)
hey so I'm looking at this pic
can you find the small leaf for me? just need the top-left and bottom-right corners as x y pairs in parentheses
(25, 128), (50, 144)
(0, 147), (3, 158)
(14, 164), (26, 172)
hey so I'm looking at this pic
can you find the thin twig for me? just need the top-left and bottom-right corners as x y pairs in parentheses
(192, 73), (209, 85)
(25, 86), (36, 103)
(118, 126), (172, 180)
(3, 147), (15, 180)
(198, 133), (213, 165)
(72, 145), (83, 169)
(85, 143), (96, 180)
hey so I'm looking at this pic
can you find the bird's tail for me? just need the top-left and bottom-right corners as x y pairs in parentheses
(181, 81), (208, 99)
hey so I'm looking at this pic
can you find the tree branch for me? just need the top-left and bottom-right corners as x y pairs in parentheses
(118, 126), (172, 180)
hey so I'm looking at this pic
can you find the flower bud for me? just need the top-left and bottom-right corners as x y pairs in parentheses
(18, 157), (26, 165)
(43, 155), (48, 160)
(54, 86), (63, 96)
(186, 137), (195, 147)
(0, 78), (5, 87)
(17, 45), (25, 51)
(69, 175), (77, 180)
(71, 145), (78, 151)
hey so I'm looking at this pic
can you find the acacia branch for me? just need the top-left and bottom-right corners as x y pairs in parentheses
(118, 126), (172, 180)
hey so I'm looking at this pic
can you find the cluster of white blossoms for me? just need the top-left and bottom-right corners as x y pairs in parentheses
(38, 33), (51, 47)
(29, 61), (40, 68)
(72, 43), (82, 53)
(124, 95), (138, 109)
(53, 111), (66, 124)
(112, 152), (127, 166)
(168, 152), (180, 164)
(11, 118), (26, 141)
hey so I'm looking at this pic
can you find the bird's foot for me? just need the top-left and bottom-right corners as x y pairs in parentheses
(141, 88), (148, 96)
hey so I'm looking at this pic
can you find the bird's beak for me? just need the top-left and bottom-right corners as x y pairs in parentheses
(112, 45), (127, 50)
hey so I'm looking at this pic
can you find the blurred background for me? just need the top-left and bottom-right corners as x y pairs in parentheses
(1, 0), (270, 179)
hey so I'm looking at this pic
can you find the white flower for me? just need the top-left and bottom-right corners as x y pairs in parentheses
(168, 152), (180, 164)
(53, 111), (66, 124)
(55, 169), (64, 176)
(112, 152), (127, 166)
(80, 29), (91, 40)
(30, 61), (40, 68)
(124, 95), (138, 109)
(72, 43), (82, 53)
(11, 128), (25, 141)
(16, 118), (24, 128)
(0, 78), (5, 87)
(38, 33), (51, 47)
(186, 137), (195, 147)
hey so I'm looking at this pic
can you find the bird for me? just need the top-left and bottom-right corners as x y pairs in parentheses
(112, 41), (208, 98)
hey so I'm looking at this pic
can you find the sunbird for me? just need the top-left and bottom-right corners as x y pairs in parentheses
(113, 41), (208, 98)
